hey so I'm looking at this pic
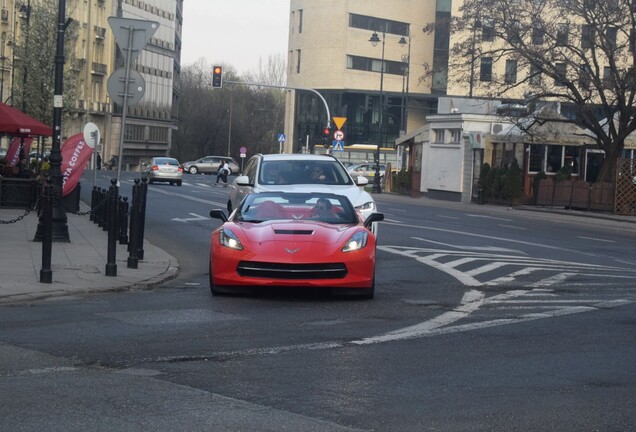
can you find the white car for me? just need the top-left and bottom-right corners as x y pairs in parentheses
(347, 163), (386, 180)
(227, 154), (378, 232)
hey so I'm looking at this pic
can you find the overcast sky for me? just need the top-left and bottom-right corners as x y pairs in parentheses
(181, 0), (290, 74)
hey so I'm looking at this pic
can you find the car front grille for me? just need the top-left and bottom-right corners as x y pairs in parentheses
(237, 261), (347, 280)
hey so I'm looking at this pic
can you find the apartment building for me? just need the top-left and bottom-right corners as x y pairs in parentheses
(0, 0), (182, 171)
(285, 0), (442, 153)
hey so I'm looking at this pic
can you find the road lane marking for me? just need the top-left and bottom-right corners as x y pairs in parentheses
(577, 236), (616, 243)
(466, 214), (512, 221)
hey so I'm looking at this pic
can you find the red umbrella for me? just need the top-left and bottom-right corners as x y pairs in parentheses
(0, 102), (52, 136)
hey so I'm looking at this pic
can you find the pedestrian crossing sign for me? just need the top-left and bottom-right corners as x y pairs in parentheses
(332, 141), (344, 151)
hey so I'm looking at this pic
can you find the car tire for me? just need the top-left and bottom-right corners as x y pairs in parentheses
(148, 179), (154, 184)
(189, 166), (199, 174)
(177, 180), (182, 186)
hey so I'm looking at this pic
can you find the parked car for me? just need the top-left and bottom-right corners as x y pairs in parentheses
(142, 157), (183, 186)
(209, 191), (384, 298)
(0, 148), (7, 159)
(347, 163), (386, 180)
(227, 153), (379, 233)
(182, 155), (239, 175)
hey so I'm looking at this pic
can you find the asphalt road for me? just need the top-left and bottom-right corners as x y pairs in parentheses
(0, 170), (635, 431)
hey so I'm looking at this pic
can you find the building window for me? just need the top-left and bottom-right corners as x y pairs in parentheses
(480, 57), (492, 82)
(581, 25), (593, 50)
(529, 144), (545, 172)
(482, 18), (495, 42)
(529, 64), (542, 85)
(546, 145), (564, 172)
(434, 129), (445, 143)
(579, 64), (591, 90)
(450, 129), (462, 143)
(296, 49), (301, 73)
(298, 9), (303, 33)
(505, 59), (517, 84)
(603, 66), (613, 88)
(532, 26), (544, 45)
(349, 13), (408, 36)
(554, 62), (567, 86)
(347, 55), (408, 76)
(607, 27), (617, 50)
(556, 23), (569, 46)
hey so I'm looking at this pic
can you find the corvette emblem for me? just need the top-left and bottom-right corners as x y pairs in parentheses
(285, 248), (300, 254)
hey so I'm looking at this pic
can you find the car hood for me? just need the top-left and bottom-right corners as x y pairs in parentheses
(254, 184), (374, 208)
(235, 220), (356, 245)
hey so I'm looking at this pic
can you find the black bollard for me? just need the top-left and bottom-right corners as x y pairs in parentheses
(90, 185), (98, 221)
(127, 178), (140, 269)
(105, 178), (119, 277)
(96, 187), (105, 227)
(119, 196), (129, 245)
(102, 187), (109, 232)
(137, 176), (148, 260)
(40, 178), (54, 283)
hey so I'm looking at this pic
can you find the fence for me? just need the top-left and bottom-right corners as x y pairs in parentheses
(536, 178), (614, 212)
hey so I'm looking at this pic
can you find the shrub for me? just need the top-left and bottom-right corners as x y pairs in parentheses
(503, 158), (523, 205)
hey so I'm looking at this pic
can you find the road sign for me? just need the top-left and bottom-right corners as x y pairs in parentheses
(334, 130), (345, 141)
(277, 134), (286, 142)
(108, 17), (159, 64)
(107, 68), (146, 106)
(82, 123), (100, 148)
(332, 141), (344, 151)
(333, 117), (347, 130)
(240, 146), (247, 154)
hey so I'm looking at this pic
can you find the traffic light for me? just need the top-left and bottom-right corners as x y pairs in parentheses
(322, 127), (331, 148)
(212, 66), (223, 88)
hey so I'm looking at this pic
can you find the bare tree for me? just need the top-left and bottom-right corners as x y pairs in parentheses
(425, 0), (636, 182)
(12, 0), (79, 125)
(243, 53), (287, 88)
(173, 59), (285, 163)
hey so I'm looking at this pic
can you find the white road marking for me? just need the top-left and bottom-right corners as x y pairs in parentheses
(499, 224), (527, 230)
(412, 237), (526, 254)
(466, 214), (512, 222)
(577, 236), (616, 243)
(438, 215), (459, 220)
(171, 213), (209, 223)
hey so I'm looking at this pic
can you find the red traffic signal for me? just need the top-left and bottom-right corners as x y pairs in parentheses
(212, 66), (223, 88)
(323, 127), (331, 136)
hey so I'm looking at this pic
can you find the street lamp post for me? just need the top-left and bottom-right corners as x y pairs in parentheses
(34, 0), (70, 242)
(0, 32), (6, 103)
(369, 29), (386, 194)
(19, 0), (30, 112)
(399, 29), (411, 135)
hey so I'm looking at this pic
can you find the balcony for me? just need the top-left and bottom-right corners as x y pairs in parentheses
(93, 26), (106, 40)
(91, 62), (107, 75)
(72, 58), (86, 71)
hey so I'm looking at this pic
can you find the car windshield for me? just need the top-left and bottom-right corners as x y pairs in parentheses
(259, 160), (353, 186)
(236, 192), (357, 224)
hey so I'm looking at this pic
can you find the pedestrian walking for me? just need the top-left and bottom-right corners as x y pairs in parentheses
(96, 152), (102, 170)
(216, 161), (230, 186)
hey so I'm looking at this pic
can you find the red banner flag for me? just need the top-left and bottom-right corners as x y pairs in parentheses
(61, 133), (94, 196)
(5, 137), (34, 166)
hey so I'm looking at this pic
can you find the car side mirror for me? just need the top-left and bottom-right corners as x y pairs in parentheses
(355, 176), (369, 186)
(364, 212), (384, 229)
(235, 175), (251, 186)
(209, 209), (228, 222)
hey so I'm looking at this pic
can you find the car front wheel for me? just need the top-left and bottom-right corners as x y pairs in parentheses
(189, 166), (198, 174)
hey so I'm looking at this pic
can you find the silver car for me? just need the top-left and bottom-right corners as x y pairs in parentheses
(143, 157), (183, 186)
(182, 156), (239, 175)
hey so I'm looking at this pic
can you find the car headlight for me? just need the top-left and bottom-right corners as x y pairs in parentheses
(219, 228), (243, 250)
(342, 231), (368, 252)
(356, 201), (376, 212)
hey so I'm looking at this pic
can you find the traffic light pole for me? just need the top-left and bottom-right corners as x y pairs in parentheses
(224, 81), (331, 130)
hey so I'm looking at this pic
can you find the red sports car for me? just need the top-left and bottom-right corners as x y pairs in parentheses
(208, 192), (384, 298)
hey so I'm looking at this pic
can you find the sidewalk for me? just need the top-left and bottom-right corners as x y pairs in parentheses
(0, 204), (178, 305)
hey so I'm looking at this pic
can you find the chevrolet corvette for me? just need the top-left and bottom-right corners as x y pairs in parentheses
(209, 192), (384, 298)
